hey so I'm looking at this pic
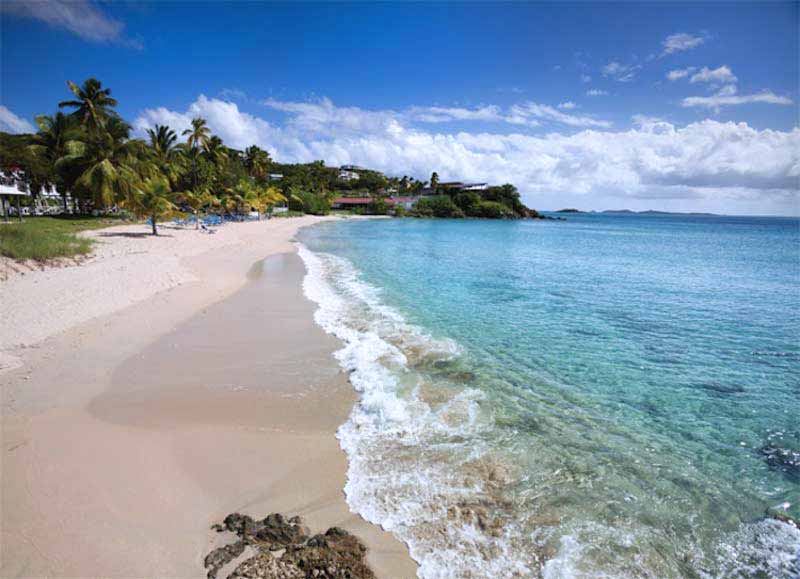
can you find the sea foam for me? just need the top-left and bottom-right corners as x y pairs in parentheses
(297, 242), (800, 578)
(298, 244), (534, 578)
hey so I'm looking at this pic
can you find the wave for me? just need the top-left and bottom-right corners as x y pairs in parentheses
(298, 244), (535, 578)
(296, 243), (800, 578)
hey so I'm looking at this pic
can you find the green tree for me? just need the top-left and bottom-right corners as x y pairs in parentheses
(430, 171), (439, 192)
(58, 78), (119, 134)
(183, 117), (211, 192)
(146, 124), (185, 187)
(126, 177), (176, 235)
(244, 145), (272, 181)
(28, 112), (82, 211)
(60, 116), (152, 209)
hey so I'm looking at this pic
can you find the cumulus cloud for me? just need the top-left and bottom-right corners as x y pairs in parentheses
(581, 74), (592, 83)
(602, 61), (642, 82)
(586, 89), (609, 96)
(666, 67), (695, 81)
(558, 102), (577, 110)
(0, 106), (35, 134)
(2, 0), (140, 47)
(682, 90), (793, 110)
(661, 32), (706, 55)
(690, 65), (737, 85)
(133, 95), (799, 212)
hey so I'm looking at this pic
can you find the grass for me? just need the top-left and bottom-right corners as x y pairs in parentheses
(0, 215), (127, 261)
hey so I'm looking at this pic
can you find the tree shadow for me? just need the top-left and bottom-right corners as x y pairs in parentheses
(95, 232), (173, 238)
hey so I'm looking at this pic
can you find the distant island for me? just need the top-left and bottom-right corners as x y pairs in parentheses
(554, 208), (718, 217)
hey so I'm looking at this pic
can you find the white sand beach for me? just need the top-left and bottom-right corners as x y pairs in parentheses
(0, 217), (417, 578)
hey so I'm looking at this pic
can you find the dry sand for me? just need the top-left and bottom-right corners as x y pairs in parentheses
(0, 217), (417, 578)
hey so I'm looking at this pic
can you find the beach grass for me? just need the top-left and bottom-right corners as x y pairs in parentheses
(0, 216), (124, 260)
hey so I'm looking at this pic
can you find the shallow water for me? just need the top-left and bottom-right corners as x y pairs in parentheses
(297, 213), (800, 578)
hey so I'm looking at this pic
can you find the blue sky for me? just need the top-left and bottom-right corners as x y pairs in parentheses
(1, 1), (798, 214)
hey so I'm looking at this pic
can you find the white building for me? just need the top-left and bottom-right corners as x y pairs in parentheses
(462, 183), (489, 191)
(338, 169), (360, 181)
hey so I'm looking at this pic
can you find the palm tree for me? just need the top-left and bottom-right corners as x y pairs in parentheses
(58, 78), (118, 134)
(182, 117), (211, 192)
(59, 116), (150, 209)
(125, 176), (176, 235)
(28, 112), (82, 212)
(147, 124), (184, 187)
(183, 117), (211, 152)
(430, 171), (439, 192)
(147, 125), (178, 158)
(244, 145), (272, 181)
(176, 188), (217, 229)
(203, 135), (228, 166)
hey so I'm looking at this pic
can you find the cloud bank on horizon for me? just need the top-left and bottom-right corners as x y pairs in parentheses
(131, 94), (799, 213)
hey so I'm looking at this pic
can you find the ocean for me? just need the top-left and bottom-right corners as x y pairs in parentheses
(296, 213), (800, 578)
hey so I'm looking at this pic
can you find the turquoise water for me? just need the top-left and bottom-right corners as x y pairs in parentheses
(297, 214), (800, 578)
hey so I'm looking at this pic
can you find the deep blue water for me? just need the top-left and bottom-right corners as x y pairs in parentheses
(298, 213), (800, 578)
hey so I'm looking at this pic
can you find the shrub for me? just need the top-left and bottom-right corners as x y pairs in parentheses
(470, 200), (515, 219)
(366, 198), (389, 215)
(412, 196), (464, 218)
(454, 192), (481, 214)
(289, 190), (331, 215)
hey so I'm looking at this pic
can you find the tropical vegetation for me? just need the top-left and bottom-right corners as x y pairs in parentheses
(1, 77), (543, 234)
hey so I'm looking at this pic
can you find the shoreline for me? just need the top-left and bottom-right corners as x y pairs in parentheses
(0, 217), (417, 578)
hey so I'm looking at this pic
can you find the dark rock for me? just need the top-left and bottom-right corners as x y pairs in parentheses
(759, 443), (800, 483)
(229, 551), (303, 579)
(207, 513), (375, 579)
(204, 540), (246, 579)
(285, 527), (373, 578)
(256, 513), (309, 548)
(224, 513), (267, 541)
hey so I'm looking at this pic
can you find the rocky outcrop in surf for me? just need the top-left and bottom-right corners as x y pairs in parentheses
(205, 512), (375, 579)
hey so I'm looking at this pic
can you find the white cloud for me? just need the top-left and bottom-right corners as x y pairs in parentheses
(667, 67), (695, 81)
(558, 102), (577, 110)
(682, 90), (793, 109)
(407, 105), (504, 124)
(507, 103), (611, 128)
(661, 32), (706, 55)
(602, 61), (642, 82)
(0, 106), (35, 134)
(690, 65), (737, 85)
(262, 98), (609, 130)
(586, 89), (609, 96)
(134, 96), (799, 213)
(219, 88), (248, 101)
(2, 0), (139, 47)
(581, 74), (592, 83)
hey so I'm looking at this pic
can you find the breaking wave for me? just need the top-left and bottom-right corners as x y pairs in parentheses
(297, 243), (800, 578)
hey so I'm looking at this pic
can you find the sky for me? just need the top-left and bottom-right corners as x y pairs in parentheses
(1, 1), (798, 215)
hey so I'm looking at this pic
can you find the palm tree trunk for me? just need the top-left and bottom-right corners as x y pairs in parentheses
(151, 213), (158, 235)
